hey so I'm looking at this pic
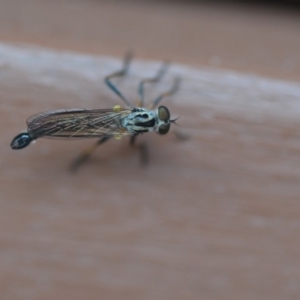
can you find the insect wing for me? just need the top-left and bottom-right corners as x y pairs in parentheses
(26, 108), (133, 139)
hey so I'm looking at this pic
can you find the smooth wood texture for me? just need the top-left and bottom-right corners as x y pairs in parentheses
(1, 43), (300, 300)
(1, 1), (300, 299)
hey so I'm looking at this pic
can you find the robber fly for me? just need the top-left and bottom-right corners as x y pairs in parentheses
(10, 53), (180, 171)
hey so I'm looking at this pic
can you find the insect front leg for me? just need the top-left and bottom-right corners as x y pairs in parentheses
(70, 136), (111, 172)
(148, 77), (181, 110)
(172, 129), (189, 141)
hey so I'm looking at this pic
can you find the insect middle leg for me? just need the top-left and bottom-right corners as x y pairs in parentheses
(137, 61), (169, 108)
(70, 136), (111, 172)
(130, 136), (148, 166)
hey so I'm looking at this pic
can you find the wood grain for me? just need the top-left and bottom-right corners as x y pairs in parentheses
(1, 43), (300, 300)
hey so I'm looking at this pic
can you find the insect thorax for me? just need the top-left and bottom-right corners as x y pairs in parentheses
(122, 108), (158, 134)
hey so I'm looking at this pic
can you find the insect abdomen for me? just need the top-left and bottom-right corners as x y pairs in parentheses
(10, 133), (34, 149)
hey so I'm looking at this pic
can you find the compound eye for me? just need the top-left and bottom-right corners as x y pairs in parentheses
(158, 106), (170, 122)
(158, 123), (170, 135)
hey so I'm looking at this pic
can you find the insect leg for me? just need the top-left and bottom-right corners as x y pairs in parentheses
(148, 77), (181, 109)
(130, 136), (148, 166)
(172, 129), (189, 141)
(105, 52), (133, 107)
(137, 61), (169, 107)
(70, 136), (111, 172)
(130, 135), (137, 147)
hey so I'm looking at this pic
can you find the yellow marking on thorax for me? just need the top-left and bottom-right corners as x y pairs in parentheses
(114, 134), (122, 140)
(114, 128), (128, 140)
(113, 105), (122, 112)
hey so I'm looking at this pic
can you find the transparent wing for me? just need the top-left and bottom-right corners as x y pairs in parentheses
(26, 108), (133, 139)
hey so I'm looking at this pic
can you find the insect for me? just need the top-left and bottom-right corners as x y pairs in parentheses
(10, 53), (180, 171)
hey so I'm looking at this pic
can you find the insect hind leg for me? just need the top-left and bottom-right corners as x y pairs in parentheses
(105, 52), (133, 107)
(69, 136), (111, 172)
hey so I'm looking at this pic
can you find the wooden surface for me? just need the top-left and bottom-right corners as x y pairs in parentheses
(1, 1), (300, 300)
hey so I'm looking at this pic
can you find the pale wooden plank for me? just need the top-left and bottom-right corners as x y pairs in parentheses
(1, 43), (300, 300)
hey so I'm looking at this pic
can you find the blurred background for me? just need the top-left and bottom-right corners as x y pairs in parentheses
(0, 0), (299, 80)
(1, 1), (300, 300)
